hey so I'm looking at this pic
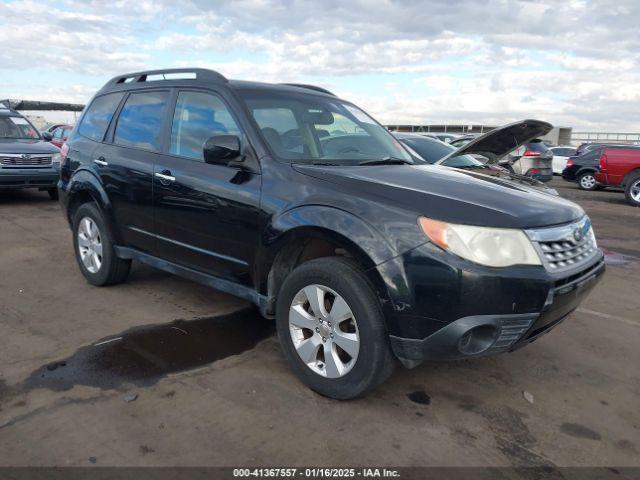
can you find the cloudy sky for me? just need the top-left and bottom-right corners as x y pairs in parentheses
(1, 0), (639, 131)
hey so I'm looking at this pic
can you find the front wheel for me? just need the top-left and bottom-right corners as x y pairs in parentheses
(578, 172), (598, 191)
(276, 257), (395, 399)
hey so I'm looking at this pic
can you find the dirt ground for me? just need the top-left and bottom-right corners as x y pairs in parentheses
(0, 177), (638, 468)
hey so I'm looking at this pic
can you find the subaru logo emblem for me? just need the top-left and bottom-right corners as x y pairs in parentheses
(573, 228), (583, 242)
(21, 154), (31, 160)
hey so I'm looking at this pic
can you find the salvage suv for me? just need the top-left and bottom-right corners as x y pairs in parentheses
(59, 69), (605, 399)
(0, 103), (61, 199)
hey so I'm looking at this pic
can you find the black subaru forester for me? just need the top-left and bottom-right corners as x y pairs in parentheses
(59, 69), (604, 399)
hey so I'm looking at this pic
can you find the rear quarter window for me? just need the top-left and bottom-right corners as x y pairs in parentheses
(553, 147), (575, 156)
(78, 93), (124, 142)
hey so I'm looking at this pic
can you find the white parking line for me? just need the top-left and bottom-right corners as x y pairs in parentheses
(577, 308), (640, 327)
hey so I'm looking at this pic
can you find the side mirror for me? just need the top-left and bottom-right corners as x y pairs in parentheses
(203, 135), (242, 166)
(42, 132), (53, 141)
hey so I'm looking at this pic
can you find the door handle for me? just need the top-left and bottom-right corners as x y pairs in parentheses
(155, 171), (176, 183)
(94, 157), (108, 167)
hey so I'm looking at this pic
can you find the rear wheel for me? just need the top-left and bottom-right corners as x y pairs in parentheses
(578, 172), (598, 191)
(624, 173), (640, 207)
(47, 188), (59, 200)
(72, 202), (131, 286)
(276, 257), (394, 399)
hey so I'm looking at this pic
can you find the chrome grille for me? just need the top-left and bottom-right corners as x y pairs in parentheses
(0, 154), (52, 168)
(526, 217), (598, 273)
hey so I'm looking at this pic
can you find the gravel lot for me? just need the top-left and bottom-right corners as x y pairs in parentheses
(0, 177), (638, 467)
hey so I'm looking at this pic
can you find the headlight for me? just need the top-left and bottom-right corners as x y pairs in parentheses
(419, 217), (541, 267)
(52, 153), (62, 165)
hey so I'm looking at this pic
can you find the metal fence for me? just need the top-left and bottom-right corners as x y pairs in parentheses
(572, 132), (640, 145)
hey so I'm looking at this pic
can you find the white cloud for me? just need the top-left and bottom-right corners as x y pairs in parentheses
(1, 0), (639, 130)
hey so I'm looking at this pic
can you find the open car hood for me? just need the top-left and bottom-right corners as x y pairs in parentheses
(440, 119), (553, 163)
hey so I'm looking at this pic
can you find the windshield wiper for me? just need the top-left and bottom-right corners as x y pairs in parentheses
(359, 156), (412, 166)
(311, 161), (340, 166)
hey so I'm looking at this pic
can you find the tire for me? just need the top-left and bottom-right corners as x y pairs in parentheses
(72, 202), (131, 286)
(624, 172), (640, 207)
(275, 257), (395, 400)
(578, 172), (598, 191)
(47, 188), (59, 201)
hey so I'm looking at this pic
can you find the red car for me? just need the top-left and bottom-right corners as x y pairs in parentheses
(594, 146), (640, 206)
(45, 124), (73, 148)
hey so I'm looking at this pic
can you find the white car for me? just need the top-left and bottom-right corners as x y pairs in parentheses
(550, 146), (576, 174)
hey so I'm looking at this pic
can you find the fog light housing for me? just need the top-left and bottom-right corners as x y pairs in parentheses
(457, 325), (498, 355)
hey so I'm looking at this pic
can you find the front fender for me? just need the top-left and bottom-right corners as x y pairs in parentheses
(265, 205), (398, 267)
(257, 205), (429, 317)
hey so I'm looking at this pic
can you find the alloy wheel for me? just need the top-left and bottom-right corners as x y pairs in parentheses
(580, 174), (596, 189)
(77, 217), (103, 274)
(288, 284), (360, 378)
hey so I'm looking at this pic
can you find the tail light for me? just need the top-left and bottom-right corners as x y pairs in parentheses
(566, 159), (574, 167)
(60, 143), (69, 161)
(599, 153), (608, 171)
(523, 150), (541, 157)
(60, 143), (69, 169)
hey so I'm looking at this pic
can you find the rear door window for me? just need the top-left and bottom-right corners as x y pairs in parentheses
(114, 91), (170, 152)
(78, 93), (124, 142)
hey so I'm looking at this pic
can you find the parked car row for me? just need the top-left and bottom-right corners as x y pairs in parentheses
(404, 132), (640, 207)
(562, 144), (640, 206)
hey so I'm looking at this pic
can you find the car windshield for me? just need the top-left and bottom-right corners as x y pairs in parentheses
(240, 90), (413, 165)
(0, 116), (40, 140)
(397, 136), (452, 163)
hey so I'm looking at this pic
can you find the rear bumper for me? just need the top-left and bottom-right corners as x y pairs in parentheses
(0, 169), (59, 189)
(530, 172), (553, 182)
(561, 164), (582, 181)
(387, 252), (605, 367)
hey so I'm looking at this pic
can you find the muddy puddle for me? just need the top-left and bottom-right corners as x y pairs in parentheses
(23, 307), (274, 392)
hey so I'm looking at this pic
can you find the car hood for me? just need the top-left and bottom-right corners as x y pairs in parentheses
(0, 139), (60, 154)
(294, 163), (582, 229)
(441, 119), (553, 163)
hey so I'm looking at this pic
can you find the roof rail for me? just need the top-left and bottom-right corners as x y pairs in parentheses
(102, 68), (228, 90)
(281, 83), (336, 96)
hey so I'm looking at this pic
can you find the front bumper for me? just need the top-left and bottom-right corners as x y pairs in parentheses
(375, 242), (605, 367)
(0, 168), (59, 189)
